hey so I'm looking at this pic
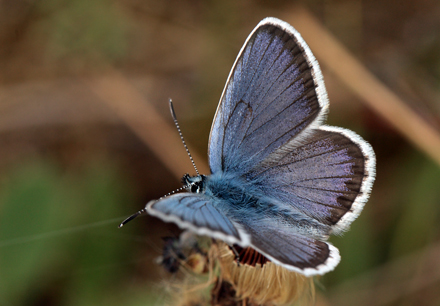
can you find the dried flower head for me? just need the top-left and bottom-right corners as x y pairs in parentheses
(213, 242), (315, 305)
(161, 233), (315, 306)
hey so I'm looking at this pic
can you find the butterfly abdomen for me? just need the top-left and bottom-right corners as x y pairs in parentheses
(205, 172), (332, 240)
(205, 173), (306, 223)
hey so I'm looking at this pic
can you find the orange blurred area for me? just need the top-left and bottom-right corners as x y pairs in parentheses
(0, 1), (439, 305)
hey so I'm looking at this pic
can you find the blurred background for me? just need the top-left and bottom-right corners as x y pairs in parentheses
(0, 0), (440, 305)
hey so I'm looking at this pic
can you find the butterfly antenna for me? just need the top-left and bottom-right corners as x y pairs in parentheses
(162, 186), (186, 198)
(169, 99), (200, 176)
(118, 208), (147, 228)
(119, 185), (189, 228)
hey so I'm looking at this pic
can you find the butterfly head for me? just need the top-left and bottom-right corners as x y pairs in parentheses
(182, 174), (208, 193)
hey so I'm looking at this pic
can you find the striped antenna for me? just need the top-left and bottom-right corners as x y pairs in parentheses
(169, 99), (200, 176)
(120, 100), (198, 228)
(118, 209), (146, 228)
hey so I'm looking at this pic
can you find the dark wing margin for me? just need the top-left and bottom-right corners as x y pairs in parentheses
(208, 17), (329, 175)
(147, 193), (247, 245)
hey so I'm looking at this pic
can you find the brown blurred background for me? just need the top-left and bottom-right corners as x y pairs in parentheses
(0, 0), (440, 305)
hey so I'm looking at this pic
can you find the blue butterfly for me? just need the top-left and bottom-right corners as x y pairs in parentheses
(124, 17), (376, 276)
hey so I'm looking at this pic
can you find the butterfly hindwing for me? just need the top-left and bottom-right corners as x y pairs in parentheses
(208, 18), (328, 175)
(240, 218), (340, 276)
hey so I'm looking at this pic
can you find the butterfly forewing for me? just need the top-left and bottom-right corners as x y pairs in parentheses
(209, 20), (327, 175)
(148, 193), (244, 244)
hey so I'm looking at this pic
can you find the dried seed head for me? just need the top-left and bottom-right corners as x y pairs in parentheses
(213, 242), (315, 305)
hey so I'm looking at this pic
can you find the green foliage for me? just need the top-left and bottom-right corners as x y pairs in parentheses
(0, 158), (152, 305)
(389, 156), (440, 257)
(35, 0), (130, 65)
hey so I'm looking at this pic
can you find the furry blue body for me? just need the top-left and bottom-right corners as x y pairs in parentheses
(200, 172), (330, 241)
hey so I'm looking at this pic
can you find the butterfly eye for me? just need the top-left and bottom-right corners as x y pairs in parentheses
(191, 184), (198, 193)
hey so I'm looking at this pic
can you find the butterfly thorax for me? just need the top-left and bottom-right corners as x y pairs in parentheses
(182, 173), (208, 193)
(182, 172), (265, 213)
(203, 172), (266, 213)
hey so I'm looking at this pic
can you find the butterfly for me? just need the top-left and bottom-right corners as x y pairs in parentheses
(122, 17), (376, 276)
